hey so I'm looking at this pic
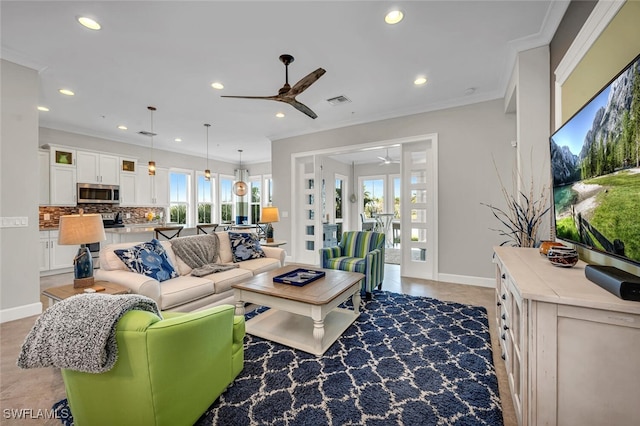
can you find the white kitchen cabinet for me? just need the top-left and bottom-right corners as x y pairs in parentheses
(494, 247), (640, 425)
(119, 172), (137, 206)
(39, 150), (50, 205)
(154, 168), (169, 205)
(76, 151), (119, 185)
(49, 147), (76, 167)
(137, 166), (169, 206)
(119, 158), (138, 206)
(49, 165), (77, 206)
(39, 230), (79, 272)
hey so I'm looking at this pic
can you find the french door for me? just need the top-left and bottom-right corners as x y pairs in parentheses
(401, 139), (437, 279)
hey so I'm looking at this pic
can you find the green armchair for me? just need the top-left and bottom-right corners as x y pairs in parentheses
(61, 305), (244, 426)
(320, 231), (385, 299)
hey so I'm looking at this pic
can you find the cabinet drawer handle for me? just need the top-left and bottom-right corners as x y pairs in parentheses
(501, 273), (506, 279)
(501, 353), (506, 360)
(501, 333), (506, 340)
(503, 325), (509, 330)
(501, 294), (506, 300)
(502, 313), (506, 320)
(496, 301), (502, 307)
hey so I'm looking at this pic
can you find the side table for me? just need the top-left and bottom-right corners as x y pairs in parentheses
(42, 281), (131, 307)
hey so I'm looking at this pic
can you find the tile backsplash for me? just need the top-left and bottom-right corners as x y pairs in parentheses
(39, 205), (166, 229)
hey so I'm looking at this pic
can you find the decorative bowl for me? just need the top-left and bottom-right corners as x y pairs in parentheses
(547, 246), (579, 267)
(539, 240), (565, 256)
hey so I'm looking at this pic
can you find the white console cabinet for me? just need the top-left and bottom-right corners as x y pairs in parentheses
(494, 247), (640, 426)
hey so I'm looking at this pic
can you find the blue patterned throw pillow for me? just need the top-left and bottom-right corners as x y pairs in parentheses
(114, 239), (178, 282)
(229, 232), (266, 262)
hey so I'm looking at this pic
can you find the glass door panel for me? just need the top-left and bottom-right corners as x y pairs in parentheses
(401, 140), (435, 279)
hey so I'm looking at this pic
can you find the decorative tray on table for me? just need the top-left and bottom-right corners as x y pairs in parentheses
(273, 268), (326, 286)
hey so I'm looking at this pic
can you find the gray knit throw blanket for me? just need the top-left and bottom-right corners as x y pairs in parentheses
(17, 293), (161, 373)
(171, 233), (238, 276)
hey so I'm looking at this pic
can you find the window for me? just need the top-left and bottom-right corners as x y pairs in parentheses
(196, 173), (215, 224)
(220, 175), (234, 223)
(169, 171), (191, 224)
(361, 177), (385, 218)
(250, 178), (261, 223)
(264, 176), (273, 205)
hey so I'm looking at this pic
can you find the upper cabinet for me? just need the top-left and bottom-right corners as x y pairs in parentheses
(119, 158), (138, 206)
(137, 166), (169, 206)
(76, 151), (119, 185)
(50, 147), (75, 167)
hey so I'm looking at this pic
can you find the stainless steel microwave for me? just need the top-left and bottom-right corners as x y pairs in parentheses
(77, 183), (120, 204)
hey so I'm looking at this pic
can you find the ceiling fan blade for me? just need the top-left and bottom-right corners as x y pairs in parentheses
(377, 156), (387, 161)
(287, 68), (326, 97)
(221, 95), (279, 100)
(280, 98), (318, 119)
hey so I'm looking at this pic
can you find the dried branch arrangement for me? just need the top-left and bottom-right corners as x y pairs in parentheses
(482, 161), (550, 248)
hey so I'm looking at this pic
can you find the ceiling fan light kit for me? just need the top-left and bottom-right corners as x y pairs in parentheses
(222, 54), (326, 119)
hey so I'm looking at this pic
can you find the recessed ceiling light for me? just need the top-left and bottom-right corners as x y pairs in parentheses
(117, 125), (127, 130)
(276, 112), (285, 118)
(211, 82), (224, 90)
(77, 16), (101, 31)
(385, 10), (404, 25)
(414, 77), (427, 86)
(174, 138), (182, 142)
(37, 106), (49, 112)
(59, 89), (75, 96)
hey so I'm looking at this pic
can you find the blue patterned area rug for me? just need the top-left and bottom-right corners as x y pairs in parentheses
(54, 291), (503, 425)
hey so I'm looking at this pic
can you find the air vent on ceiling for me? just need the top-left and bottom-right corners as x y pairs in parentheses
(138, 130), (157, 137)
(326, 95), (351, 106)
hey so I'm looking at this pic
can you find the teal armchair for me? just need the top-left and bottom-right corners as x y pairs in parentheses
(61, 305), (244, 426)
(320, 231), (385, 299)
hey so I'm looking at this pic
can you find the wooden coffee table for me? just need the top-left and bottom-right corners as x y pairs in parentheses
(232, 265), (364, 356)
(42, 280), (130, 306)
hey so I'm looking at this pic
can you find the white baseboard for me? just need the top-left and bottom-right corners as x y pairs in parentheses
(437, 273), (495, 288)
(0, 302), (42, 324)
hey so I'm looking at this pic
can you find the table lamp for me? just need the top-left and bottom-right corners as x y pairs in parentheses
(58, 209), (106, 288)
(261, 206), (280, 242)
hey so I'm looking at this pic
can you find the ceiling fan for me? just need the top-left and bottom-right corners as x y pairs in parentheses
(378, 149), (400, 165)
(221, 54), (326, 119)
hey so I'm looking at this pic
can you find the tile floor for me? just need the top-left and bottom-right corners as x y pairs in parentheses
(0, 265), (516, 425)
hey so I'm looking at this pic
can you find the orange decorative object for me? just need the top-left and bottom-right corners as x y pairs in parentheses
(539, 240), (564, 256)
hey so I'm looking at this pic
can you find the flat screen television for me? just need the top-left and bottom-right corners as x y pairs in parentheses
(550, 53), (640, 268)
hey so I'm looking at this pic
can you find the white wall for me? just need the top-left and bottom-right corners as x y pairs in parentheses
(1, 60), (42, 322)
(272, 98), (517, 281)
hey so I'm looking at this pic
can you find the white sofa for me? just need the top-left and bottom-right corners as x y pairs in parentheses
(95, 231), (285, 312)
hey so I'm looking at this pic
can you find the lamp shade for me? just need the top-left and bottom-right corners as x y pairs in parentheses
(261, 206), (280, 223)
(58, 213), (106, 245)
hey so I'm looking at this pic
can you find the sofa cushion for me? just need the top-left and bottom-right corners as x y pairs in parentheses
(216, 231), (233, 263)
(228, 232), (266, 262)
(159, 276), (214, 310)
(229, 257), (281, 275)
(114, 240), (179, 282)
(202, 268), (253, 294)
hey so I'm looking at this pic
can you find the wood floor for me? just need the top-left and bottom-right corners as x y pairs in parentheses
(0, 265), (516, 426)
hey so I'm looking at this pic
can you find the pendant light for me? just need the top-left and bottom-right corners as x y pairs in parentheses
(233, 149), (248, 196)
(204, 123), (211, 180)
(147, 106), (157, 176)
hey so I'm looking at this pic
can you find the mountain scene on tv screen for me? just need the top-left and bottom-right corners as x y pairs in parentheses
(550, 56), (640, 264)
